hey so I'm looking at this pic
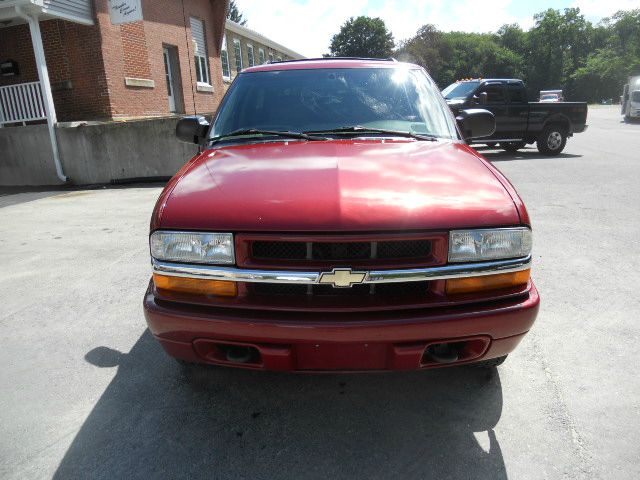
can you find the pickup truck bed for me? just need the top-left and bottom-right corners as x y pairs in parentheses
(527, 101), (588, 135)
(443, 78), (588, 155)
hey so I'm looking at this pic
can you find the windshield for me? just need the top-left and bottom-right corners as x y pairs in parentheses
(441, 81), (480, 100)
(211, 67), (458, 141)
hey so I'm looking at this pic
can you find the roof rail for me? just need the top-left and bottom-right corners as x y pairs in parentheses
(268, 57), (398, 65)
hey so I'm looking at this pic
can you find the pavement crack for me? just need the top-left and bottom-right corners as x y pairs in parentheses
(530, 332), (599, 480)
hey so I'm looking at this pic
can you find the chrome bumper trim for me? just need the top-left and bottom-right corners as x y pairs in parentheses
(152, 256), (531, 285)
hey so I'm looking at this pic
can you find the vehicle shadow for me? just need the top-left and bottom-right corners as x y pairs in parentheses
(54, 330), (507, 480)
(474, 145), (582, 162)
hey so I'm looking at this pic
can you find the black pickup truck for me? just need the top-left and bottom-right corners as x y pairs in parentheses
(442, 79), (588, 155)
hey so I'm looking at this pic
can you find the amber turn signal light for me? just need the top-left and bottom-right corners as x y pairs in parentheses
(153, 273), (238, 297)
(445, 269), (530, 295)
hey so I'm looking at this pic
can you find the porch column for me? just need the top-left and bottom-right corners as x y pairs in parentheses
(15, 6), (68, 183)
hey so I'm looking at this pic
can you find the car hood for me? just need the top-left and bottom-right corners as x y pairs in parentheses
(157, 139), (520, 232)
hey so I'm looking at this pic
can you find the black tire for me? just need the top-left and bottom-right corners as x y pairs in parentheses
(537, 124), (567, 156)
(500, 141), (526, 152)
(473, 355), (508, 369)
(624, 115), (631, 123)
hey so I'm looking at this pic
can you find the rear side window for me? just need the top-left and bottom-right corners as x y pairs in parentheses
(480, 84), (506, 104)
(507, 84), (526, 103)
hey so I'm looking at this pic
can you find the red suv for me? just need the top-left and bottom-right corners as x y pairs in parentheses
(143, 58), (539, 372)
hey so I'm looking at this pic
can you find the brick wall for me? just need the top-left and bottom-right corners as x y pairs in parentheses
(94, 0), (227, 119)
(0, 25), (38, 86)
(0, 20), (111, 121)
(119, 22), (152, 79)
(0, 0), (228, 122)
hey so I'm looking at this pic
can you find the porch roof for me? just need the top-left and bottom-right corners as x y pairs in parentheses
(0, 0), (93, 27)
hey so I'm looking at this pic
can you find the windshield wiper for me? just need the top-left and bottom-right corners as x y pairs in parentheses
(305, 126), (438, 141)
(211, 128), (328, 144)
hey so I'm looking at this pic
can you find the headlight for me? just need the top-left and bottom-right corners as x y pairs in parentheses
(448, 227), (531, 263)
(150, 231), (235, 264)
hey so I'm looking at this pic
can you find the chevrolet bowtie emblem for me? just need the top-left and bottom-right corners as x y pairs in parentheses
(318, 268), (367, 288)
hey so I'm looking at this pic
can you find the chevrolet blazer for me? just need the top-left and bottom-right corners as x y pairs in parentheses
(143, 58), (539, 372)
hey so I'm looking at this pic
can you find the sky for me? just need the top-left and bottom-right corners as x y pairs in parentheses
(234, 0), (639, 57)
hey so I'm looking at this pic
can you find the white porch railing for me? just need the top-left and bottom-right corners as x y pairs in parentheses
(0, 81), (47, 126)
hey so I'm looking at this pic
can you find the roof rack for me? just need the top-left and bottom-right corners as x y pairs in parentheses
(268, 57), (398, 65)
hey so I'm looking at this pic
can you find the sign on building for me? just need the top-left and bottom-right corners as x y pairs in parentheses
(108, 0), (143, 25)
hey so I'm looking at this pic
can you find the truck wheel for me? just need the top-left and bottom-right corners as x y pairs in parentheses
(537, 125), (567, 156)
(473, 355), (508, 369)
(500, 141), (526, 152)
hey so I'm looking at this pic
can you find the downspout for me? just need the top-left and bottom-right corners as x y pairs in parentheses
(15, 5), (68, 183)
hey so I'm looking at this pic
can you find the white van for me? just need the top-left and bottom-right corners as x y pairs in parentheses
(621, 76), (640, 121)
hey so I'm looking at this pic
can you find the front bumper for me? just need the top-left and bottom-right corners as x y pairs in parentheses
(144, 280), (540, 371)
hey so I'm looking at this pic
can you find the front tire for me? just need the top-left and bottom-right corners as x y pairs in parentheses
(500, 141), (526, 152)
(537, 124), (567, 156)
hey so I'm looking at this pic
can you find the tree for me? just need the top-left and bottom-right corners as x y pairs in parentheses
(573, 10), (640, 101)
(496, 24), (527, 56)
(526, 8), (597, 97)
(397, 25), (445, 79)
(440, 32), (524, 87)
(227, 0), (247, 26)
(328, 16), (394, 58)
(603, 9), (640, 59)
(392, 7), (640, 101)
(396, 27), (523, 88)
(571, 48), (628, 101)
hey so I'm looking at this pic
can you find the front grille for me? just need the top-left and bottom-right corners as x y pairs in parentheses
(251, 239), (431, 263)
(312, 242), (370, 260)
(378, 240), (429, 258)
(250, 281), (429, 297)
(252, 241), (307, 260)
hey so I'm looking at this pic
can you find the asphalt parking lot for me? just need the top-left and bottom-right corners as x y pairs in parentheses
(1, 105), (638, 479)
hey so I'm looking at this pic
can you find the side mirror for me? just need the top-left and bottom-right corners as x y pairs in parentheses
(176, 115), (210, 144)
(456, 109), (495, 139)
(470, 92), (487, 105)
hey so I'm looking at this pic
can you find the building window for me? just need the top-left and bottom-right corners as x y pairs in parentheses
(258, 48), (265, 65)
(268, 52), (274, 63)
(221, 34), (230, 80)
(190, 17), (210, 85)
(246, 44), (255, 67)
(233, 38), (242, 73)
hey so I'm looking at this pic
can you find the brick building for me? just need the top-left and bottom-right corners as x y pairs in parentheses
(0, 0), (303, 186)
(0, 0), (228, 123)
(221, 19), (304, 87)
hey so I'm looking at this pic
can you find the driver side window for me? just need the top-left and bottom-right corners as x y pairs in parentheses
(479, 84), (506, 104)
